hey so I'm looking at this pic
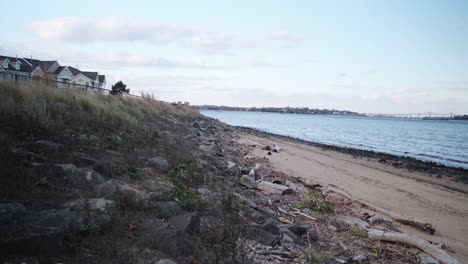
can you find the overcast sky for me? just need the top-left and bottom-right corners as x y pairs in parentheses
(1, 0), (467, 114)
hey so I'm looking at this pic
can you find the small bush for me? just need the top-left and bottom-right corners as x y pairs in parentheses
(168, 161), (206, 210)
(296, 191), (327, 213)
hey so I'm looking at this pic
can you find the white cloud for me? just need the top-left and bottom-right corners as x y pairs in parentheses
(31, 17), (301, 53)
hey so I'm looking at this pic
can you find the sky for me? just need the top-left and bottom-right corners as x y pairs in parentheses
(1, 0), (467, 114)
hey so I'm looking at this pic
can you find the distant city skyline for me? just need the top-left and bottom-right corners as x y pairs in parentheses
(1, 0), (467, 114)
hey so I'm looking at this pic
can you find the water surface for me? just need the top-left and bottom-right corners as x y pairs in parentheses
(201, 110), (468, 169)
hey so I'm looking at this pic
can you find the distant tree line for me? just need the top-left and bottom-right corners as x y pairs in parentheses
(452, 115), (468, 120)
(195, 105), (364, 116)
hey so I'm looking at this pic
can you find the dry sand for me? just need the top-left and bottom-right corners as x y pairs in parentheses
(240, 132), (468, 263)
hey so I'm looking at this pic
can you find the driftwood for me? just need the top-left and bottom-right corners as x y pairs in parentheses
(295, 177), (322, 190)
(291, 210), (317, 221)
(368, 229), (460, 264)
(285, 180), (307, 194)
(327, 187), (435, 235)
(257, 180), (294, 195)
(256, 250), (296, 259)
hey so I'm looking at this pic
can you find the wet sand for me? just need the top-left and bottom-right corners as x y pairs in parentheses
(239, 131), (468, 262)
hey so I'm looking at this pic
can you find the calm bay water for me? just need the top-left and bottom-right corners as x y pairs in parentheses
(201, 110), (468, 169)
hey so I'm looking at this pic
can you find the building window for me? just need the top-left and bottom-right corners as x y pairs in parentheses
(3, 59), (9, 68)
(15, 62), (20, 70)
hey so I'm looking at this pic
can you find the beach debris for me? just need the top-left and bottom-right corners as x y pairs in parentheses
(291, 210), (317, 221)
(326, 186), (435, 234)
(285, 180), (307, 194)
(272, 144), (281, 153)
(257, 180), (293, 195)
(367, 229), (460, 264)
(336, 215), (369, 230)
(262, 145), (272, 151)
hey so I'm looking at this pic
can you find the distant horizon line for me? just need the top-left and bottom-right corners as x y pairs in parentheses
(194, 105), (468, 117)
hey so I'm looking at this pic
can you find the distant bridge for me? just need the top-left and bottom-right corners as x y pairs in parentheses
(363, 112), (456, 118)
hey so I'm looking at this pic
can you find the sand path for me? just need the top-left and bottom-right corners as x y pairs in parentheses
(240, 133), (468, 262)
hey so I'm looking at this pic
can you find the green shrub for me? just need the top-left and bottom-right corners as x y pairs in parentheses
(296, 191), (327, 213)
(298, 248), (334, 264)
(168, 161), (206, 210)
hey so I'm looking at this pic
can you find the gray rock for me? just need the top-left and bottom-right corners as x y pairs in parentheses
(65, 198), (116, 214)
(156, 260), (177, 264)
(154, 201), (182, 218)
(147, 212), (199, 257)
(308, 226), (320, 241)
(241, 223), (280, 246)
(227, 161), (240, 177)
(64, 198), (116, 232)
(55, 164), (105, 190)
(233, 193), (257, 209)
(0, 205), (78, 256)
(240, 175), (257, 189)
(143, 190), (174, 205)
(98, 180), (145, 206)
(148, 156), (169, 171)
(279, 226), (300, 243)
(94, 214), (112, 229)
(279, 224), (308, 237)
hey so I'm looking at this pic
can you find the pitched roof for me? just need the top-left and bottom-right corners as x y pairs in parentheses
(68, 66), (81, 76)
(81, 71), (98, 80)
(54, 66), (65, 74)
(0, 55), (33, 73)
(98, 75), (106, 83)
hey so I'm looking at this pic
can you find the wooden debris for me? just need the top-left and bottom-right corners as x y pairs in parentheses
(327, 186), (435, 235)
(256, 250), (296, 259)
(279, 217), (293, 224)
(257, 180), (294, 195)
(285, 180), (307, 194)
(277, 206), (295, 217)
(367, 229), (460, 264)
(291, 210), (317, 221)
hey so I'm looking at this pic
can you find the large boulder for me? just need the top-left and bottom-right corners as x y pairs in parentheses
(24, 163), (104, 190)
(0, 203), (78, 256)
(98, 180), (177, 212)
(240, 222), (280, 246)
(64, 198), (116, 231)
(143, 212), (200, 257)
(240, 175), (257, 189)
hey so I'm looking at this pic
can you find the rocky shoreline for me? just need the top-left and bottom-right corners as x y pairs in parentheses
(236, 126), (468, 185)
(0, 83), (463, 263)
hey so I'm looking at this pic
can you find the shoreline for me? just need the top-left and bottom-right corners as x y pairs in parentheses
(235, 126), (468, 185)
(238, 131), (468, 262)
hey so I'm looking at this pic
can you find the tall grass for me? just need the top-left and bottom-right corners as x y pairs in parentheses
(0, 82), (198, 146)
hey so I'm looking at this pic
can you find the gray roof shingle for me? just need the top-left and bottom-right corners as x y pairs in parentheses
(81, 71), (98, 80)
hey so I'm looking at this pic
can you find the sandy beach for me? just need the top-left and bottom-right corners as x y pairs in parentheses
(239, 131), (468, 262)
